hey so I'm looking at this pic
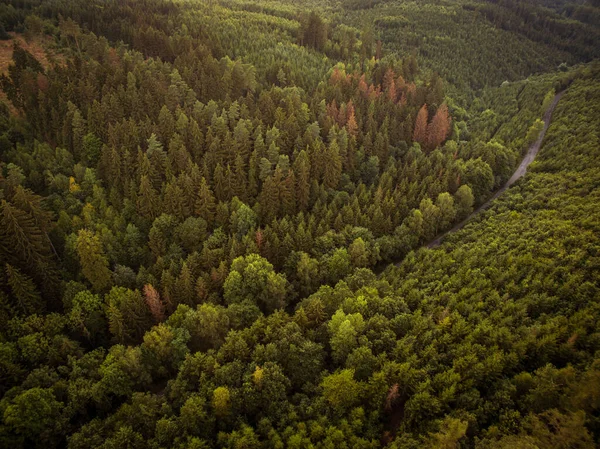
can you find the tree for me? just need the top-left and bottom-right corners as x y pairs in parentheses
(212, 386), (231, 418)
(59, 16), (82, 53)
(76, 229), (112, 292)
(141, 323), (190, 378)
(525, 119), (544, 146)
(259, 172), (280, 223)
(347, 103), (358, 137)
(179, 394), (215, 439)
(323, 140), (342, 189)
(5, 263), (43, 315)
(419, 197), (440, 241)
(329, 309), (365, 364)
(424, 417), (468, 449)
(195, 177), (217, 226)
(230, 201), (257, 238)
(83, 133), (102, 166)
(105, 287), (153, 344)
(454, 185), (474, 219)
(294, 150), (311, 211)
(300, 12), (327, 51)
(95, 345), (151, 400)
(176, 217), (208, 253)
(148, 214), (179, 259)
(0, 199), (47, 270)
(460, 158), (494, 203)
(137, 175), (159, 220)
(349, 237), (369, 268)
(296, 252), (319, 296)
(323, 248), (352, 284)
(3, 387), (64, 444)
(436, 192), (456, 231)
(426, 103), (451, 150)
(223, 254), (288, 313)
(167, 303), (230, 351)
(143, 284), (164, 322)
(68, 290), (106, 343)
(413, 104), (428, 146)
(321, 369), (361, 412)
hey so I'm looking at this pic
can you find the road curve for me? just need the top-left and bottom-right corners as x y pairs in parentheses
(426, 91), (564, 249)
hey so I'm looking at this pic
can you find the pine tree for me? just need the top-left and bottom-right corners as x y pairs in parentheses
(0, 199), (45, 267)
(293, 150), (311, 212)
(413, 104), (428, 146)
(175, 263), (196, 306)
(346, 102), (358, 137)
(163, 182), (186, 219)
(232, 153), (248, 202)
(426, 103), (451, 150)
(158, 105), (175, 143)
(195, 177), (217, 226)
(76, 229), (113, 292)
(11, 186), (53, 234)
(247, 149), (259, 199)
(323, 140), (342, 189)
(213, 163), (228, 202)
(259, 174), (280, 224)
(280, 171), (296, 216)
(137, 175), (159, 220)
(5, 263), (43, 315)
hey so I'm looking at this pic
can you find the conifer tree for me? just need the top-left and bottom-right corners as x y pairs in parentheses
(293, 150), (311, 212)
(75, 229), (113, 292)
(323, 140), (342, 189)
(5, 264), (43, 315)
(259, 173), (280, 224)
(426, 103), (451, 150)
(195, 177), (217, 226)
(0, 199), (46, 267)
(232, 153), (248, 201)
(137, 175), (159, 220)
(143, 284), (164, 322)
(413, 104), (429, 146)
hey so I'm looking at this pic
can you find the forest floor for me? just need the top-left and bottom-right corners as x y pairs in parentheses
(426, 91), (565, 249)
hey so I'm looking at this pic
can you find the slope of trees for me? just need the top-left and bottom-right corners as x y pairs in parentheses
(0, 0), (598, 447)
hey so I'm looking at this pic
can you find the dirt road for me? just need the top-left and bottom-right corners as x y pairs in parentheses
(426, 91), (564, 249)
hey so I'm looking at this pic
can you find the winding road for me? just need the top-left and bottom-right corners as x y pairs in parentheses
(426, 91), (564, 249)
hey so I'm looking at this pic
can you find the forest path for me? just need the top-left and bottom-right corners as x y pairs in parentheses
(425, 91), (564, 249)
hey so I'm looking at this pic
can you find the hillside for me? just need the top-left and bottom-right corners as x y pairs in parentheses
(0, 0), (598, 448)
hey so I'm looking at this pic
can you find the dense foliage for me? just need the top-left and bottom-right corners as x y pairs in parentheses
(0, 0), (598, 448)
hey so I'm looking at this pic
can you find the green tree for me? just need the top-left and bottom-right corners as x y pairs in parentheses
(349, 237), (369, 268)
(3, 388), (64, 444)
(105, 287), (153, 344)
(195, 177), (217, 226)
(454, 185), (474, 219)
(321, 369), (361, 412)
(329, 309), (365, 364)
(212, 386), (231, 418)
(460, 158), (494, 203)
(223, 254), (288, 313)
(5, 263), (43, 315)
(141, 323), (190, 378)
(68, 290), (106, 343)
(436, 192), (456, 231)
(76, 229), (112, 292)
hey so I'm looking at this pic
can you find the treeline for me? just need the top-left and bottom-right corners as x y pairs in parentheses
(472, 0), (600, 62)
(331, 0), (598, 91)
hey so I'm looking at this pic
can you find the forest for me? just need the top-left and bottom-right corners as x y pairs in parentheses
(0, 0), (598, 447)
